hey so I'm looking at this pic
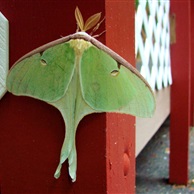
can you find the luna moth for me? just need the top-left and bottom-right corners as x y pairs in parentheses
(6, 7), (155, 182)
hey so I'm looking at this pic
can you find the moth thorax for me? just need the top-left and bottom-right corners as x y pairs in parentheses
(69, 39), (92, 56)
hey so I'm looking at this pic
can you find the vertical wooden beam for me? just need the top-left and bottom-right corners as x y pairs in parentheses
(190, 0), (194, 126)
(105, 1), (135, 193)
(0, 0), (136, 193)
(169, 0), (191, 185)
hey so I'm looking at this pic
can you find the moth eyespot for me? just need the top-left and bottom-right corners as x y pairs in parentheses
(40, 59), (47, 66)
(111, 70), (119, 76)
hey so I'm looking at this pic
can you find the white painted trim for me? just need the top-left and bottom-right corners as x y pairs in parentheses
(0, 12), (9, 99)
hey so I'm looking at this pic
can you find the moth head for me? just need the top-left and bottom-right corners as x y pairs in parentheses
(75, 6), (104, 35)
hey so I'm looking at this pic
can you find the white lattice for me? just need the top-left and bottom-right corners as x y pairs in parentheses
(135, 0), (172, 90)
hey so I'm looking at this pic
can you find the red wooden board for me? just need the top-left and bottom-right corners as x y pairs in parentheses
(0, 0), (135, 193)
(105, 1), (135, 193)
(0, 1), (107, 193)
(169, 0), (191, 185)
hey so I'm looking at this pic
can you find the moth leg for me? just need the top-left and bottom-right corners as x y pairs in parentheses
(92, 30), (106, 38)
(76, 23), (80, 32)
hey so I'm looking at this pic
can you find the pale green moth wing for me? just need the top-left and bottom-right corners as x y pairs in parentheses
(80, 44), (155, 117)
(6, 32), (155, 183)
(6, 43), (75, 102)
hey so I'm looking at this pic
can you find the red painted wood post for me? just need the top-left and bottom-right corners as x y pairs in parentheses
(0, 0), (135, 193)
(169, 0), (191, 185)
(191, 0), (194, 126)
(105, 1), (135, 193)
